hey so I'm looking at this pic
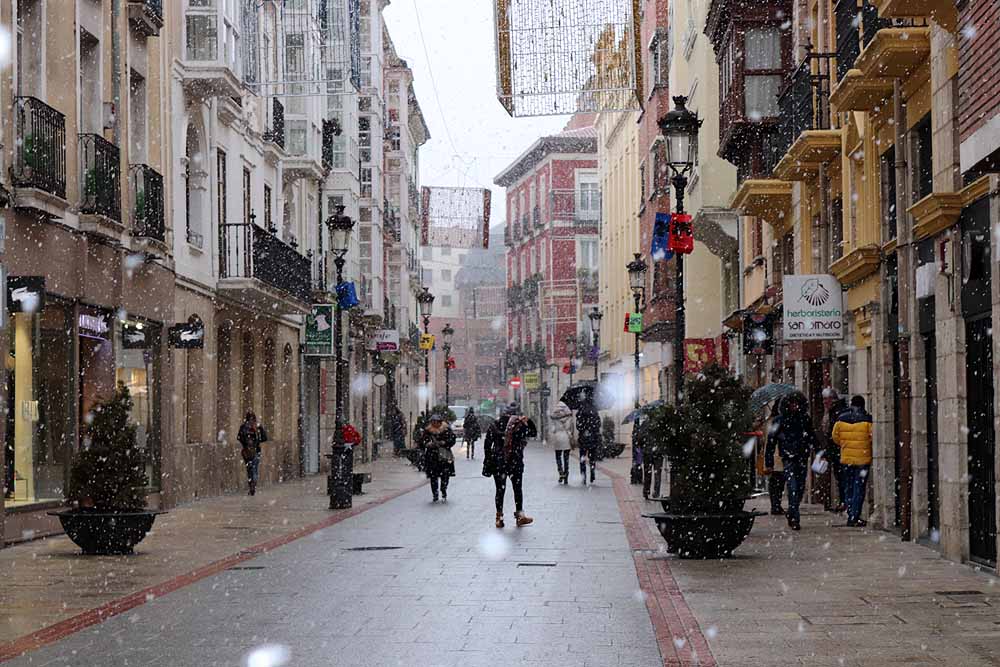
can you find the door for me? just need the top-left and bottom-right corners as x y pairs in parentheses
(923, 335), (939, 535)
(302, 361), (320, 475)
(965, 316), (996, 565)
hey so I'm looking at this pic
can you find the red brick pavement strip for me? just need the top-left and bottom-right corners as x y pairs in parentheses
(604, 467), (717, 667)
(0, 479), (426, 663)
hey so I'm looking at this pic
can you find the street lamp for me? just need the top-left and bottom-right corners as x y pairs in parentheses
(324, 205), (355, 509)
(441, 322), (454, 406)
(657, 95), (702, 404)
(565, 335), (577, 386)
(588, 307), (603, 381)
(626, 253), (648, 411)
(417, 287), (435, 412)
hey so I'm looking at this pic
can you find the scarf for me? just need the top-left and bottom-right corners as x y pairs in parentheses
(503, 416), (521, 459)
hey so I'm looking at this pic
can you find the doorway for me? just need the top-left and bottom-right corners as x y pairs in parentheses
(965, 316), (996, 565)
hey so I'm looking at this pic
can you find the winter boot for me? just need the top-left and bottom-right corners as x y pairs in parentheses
(248, 481), (256, 496)
(515, 511), (533, 527)
(495, 512), (505, 529)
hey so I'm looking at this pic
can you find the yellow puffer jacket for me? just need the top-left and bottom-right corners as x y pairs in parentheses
(832, 409), (873, 466)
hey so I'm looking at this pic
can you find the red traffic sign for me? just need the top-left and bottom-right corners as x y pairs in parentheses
(509, 377), (522, 388)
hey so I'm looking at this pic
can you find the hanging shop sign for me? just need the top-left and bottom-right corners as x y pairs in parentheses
(369, 329), (400, 352)
(419, 334), (435, 350)
(7, 276), (45, 314)
(122, 322), (152, 349)
(627, 312), (643, 334)
(743, 313), (774, 355)
(305, 304), (334, 356)
(79, 311), (111, 340)
(524, 371), (540, 390)
(782, 274), (844, 340)
(168, 321), (205, 348)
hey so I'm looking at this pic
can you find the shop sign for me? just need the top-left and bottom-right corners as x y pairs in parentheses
(524, 371), (540, 390)
(783, 274), (844, 340)
(122, 323), (151, 349)
(419, 334), (435, 350)
(369, 329), (400, 352)
(79, 312), (110, 339)
(7, 276), (45, 314)
(627, 312), (643, 334)
(684, 338), (717, 374)
(305, 304), (334, 356)
(169, 321), (205, 348)
(743, 312), (774, 355)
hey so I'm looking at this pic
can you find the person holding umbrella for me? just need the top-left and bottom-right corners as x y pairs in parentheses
(764, 393), (818, 530)
(576, 399), (602, 485)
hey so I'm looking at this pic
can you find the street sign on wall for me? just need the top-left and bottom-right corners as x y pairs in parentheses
(368, 329), (400, 352)
(783, 274), (844, 340)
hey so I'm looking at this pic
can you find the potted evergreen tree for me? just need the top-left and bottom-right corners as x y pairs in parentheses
(642, 364), (763, 558)
(50, 383), (162, 555)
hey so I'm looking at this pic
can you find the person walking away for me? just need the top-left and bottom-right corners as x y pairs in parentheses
(238, 412), (267, 496)
(463, 407), (482, 459)
(764, 394), (817, 530)
(576, 400), (601, 485)
(820, 389), (849, 512)
(415, 411), (457, 502)
(832, 395), (873, 527)
(549, 401), (575, 484)
(637, 416), (662, 500)
(386, 406), (406, 456)
(761, 401), (785, 515)
(484, 403), (536, 527)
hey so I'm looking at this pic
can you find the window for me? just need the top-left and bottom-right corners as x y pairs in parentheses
(441, 269), (452, 282)
(578, 239), (598, 269)
(129, 71), (147, 162)
(441, 295), (453, 307)
(359, 116), (371, 163)
(912, 115), (933, 202)
(422, 247), (432, 260)
(578, 181), (600, 218)
(264, 184), (272, 230)
(287, 119), (307, 156)
(649, 28), (669, 91)
(880, 146), (897, 240)
(217, 149), (227, 236)
(360, 167), (372, 197)
(639, 161), (647, 205)
(744, 27), (783, 120)
(241, 0), (259, 83)
(186, 10), (218, 61)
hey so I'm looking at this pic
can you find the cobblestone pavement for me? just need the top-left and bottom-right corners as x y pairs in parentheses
(3, 446), (662, 667)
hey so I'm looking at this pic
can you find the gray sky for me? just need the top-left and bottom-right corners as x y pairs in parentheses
(383, 0), (567, 233)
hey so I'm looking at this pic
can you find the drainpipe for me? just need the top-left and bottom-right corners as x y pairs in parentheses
(893, 78), (913, 541)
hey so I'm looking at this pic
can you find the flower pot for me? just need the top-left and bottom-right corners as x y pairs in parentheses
(49, 509), (163, 555)
(643, 510), (764, 558)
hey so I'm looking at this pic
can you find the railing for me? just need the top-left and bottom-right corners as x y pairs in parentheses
(549, 189), (601, 226)
(521, 215), (531, 238)
(533, 205), (542, 228)
(129, 164), (165, 242)
(219, 222), (312, 303)
(861, 1), (891, 46)
(835, 0), (861, 81)
(311, 251), (326, 293)
(264, 98), (285, 149)
(766, 51), (834, 174)
(79, 133), (122, 222)
(12, 97), (67, 199)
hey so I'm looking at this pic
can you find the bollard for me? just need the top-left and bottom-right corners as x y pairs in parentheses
(327, 444), (354, 509)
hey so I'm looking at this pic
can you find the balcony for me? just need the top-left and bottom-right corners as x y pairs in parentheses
(128, 0), (163, 37)
(11, 97), (68, 216)
(830, 244), (881, 285)
(549, 189), (601, 229)
(79, 133), (122, 229)
(771, 53), (842, 182)
(872, 0), (957, 28)
(128, 164), (165, 244)
(283, 122), (326, 182)
(181, 8), (242, 98)
(219, 222), (312, 314)
(730, 179), (793, 229)
(854, 25), (930, 79)
(262, 98), (286, 164)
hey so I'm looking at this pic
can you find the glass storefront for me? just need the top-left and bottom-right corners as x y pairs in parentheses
(3, 301), (162, 507)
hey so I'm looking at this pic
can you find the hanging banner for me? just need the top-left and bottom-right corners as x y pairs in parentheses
(419, 334), (435, 350)
(306, 304), (335, 356)
(783, 274), (844, 340)
(627, 312), (643, 334)
(651, 212), (673, 261)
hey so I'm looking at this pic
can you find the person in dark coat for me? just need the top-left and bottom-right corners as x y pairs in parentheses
(237, 412), (267, 496)
(463, 407), (482, 459)
(385, 406), (406, 455)
(415, 411), (457, 502)
(575, 401), (602, 485)
(764, 393), (817, 530)
(636, 416), (661, 500)
(484, 403), (537, 528)
(821, 389), (849, 512)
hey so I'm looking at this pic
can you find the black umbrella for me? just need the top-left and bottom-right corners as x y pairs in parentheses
(560, 381), (597, 411)
(477, 415), (496, 432)
(749, 383), (801, 417)
(622, 400), (665, 424)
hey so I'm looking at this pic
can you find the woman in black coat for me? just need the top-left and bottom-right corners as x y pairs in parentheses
(484, 403), (537, 528)
(764, 393), (818, 531)
(415, 412), (457, 502)
(575, 402), (602, 485)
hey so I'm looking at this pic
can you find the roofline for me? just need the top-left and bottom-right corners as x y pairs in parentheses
(493, 135), (598, 187)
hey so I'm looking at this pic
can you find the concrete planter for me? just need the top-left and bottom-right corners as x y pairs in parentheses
(48, 509), (163, 555)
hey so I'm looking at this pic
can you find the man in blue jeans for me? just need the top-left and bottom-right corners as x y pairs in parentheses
(832, 395), (873, 526)
(764, 393), (817, 531)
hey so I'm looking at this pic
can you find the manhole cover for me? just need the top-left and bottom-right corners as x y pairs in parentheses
(517, 562), (556, 567)
(342, 546), (404, 551)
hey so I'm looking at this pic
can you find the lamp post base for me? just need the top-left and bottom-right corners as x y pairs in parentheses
(326, 445), (354, 509)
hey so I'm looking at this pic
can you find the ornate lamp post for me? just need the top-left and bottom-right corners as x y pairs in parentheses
(588, 307), (603, 381)
(441, 322), (454, 406)
(417, 287), (435, 413)
(565, 335), (577, 386)
(626, 253), (648, 411)
(324, 205), (355, 510)
(657, 96), (702, 404)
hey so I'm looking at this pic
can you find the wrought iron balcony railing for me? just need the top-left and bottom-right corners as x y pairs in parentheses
(766, 51), (835, 174)
(12, 97), (67, 199)
(263, 98), (285, 149)
(219, 222), (312, 303)
(79, 133), (122, 223)
(129, 164), (165, 242)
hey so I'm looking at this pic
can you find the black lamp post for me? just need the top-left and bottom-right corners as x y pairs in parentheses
(588, 307), (603, 381)
(417, 287), (435, 413)
(441, 322), (454, 406)
(657, 95), (702, 404)
(626, 253), (648, 411)
(324, 205), (355, 510)
(565, 335), (577, 387)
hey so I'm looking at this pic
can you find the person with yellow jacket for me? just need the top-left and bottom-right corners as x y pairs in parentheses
(832, 395), (873, 527)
